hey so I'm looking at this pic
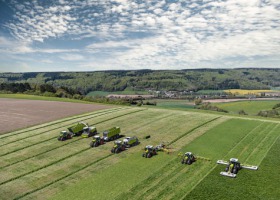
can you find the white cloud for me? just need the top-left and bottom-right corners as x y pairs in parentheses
(59, 54), (85, 61)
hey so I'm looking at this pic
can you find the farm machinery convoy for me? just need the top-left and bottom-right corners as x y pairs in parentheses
(57, 121), (259, 179)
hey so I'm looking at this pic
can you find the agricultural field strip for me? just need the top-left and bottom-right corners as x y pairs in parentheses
(0, 107), (123, 139)
(9, 111), (192, 198)
(124, 118), (226, 200)
(179, 122), (278, 200)
(0, 109), (144, 157)
(114, 117), (223, 200)
(0, 110), (174, 186)
(0, 112), (174, 169)
(254, 127), (280, 166)
(10, 112), (212, 198)
(244, 123), (279, 164)
(227, 123), (275, 162)
(0, 107), (128, 146)
(13, 154), (114, 200)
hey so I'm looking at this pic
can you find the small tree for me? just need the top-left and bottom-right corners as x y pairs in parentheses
(194, 98), (202, 105)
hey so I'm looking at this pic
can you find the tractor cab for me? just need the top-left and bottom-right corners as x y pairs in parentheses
(123, 137), (131, 145)
(114, 140), (123, 147)
(181, 152), (196, 165)
(83, 127), (89, 133)
(92, 135), (101, 142)
(145, 145), (154, 152)
(60, 131), (68, 136)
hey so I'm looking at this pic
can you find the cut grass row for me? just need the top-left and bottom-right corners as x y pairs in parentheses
(184, 136), (280, 200)
(1, 110), (218, 199)
(0, 108), (144, 157)
(0, 107), (128, 146)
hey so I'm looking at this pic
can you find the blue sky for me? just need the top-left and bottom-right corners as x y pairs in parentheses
(0, 0), (279, 72)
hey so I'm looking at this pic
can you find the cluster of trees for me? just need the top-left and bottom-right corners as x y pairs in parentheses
(0, 68), (279, 94)
(196, 102), (229, 113)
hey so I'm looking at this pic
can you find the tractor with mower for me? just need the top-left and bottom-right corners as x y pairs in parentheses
(90, 135), (105, 147)
(142, 145), (157, 158)
(57, 131), (72, 141)
(217, 158), (258, 178)
(103, 127), (121, 142)
(81, 126), (97, 138)
(181, 152), (196, 165)
(123, 136), (139, 147)
(111, 140), (126, 153)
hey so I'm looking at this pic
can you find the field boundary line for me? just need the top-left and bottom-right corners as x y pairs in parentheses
(0, 107), (126, 139)
(244, 123), (279, 164)
(13, 154), (114, 200)
(0, 109), (145, 157)
(168, 116), (221, 145)
(256, 130), (280, 166)
(0, 108), (127, 147)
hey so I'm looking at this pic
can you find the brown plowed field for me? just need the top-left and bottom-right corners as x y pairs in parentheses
(0, 98), (112, 134)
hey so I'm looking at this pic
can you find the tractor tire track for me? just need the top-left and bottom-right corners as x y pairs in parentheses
(0, 109), (145, 157)
(13, 154), (114, 200)
(1, 111), (173, 169)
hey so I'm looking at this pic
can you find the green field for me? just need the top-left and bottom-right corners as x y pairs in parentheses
(149, 99), (195, 110)
(87, 90), (149, 97)
(0, 103), (279, 200)
(213, 100), (280, 115)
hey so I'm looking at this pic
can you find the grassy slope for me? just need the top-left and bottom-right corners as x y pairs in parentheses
(214, 100), (279, 115)
(0, 97), (279, 200)
(52, 119), (279, 200)
(0, 94), (96, 104)
(184, 136), (280, 200)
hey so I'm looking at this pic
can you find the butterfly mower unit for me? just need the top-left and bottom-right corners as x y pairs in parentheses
(217, 158), (258, 178)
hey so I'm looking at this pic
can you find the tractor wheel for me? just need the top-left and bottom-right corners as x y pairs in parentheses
(233, 168), (238, 174)
(111, 148), (115, 153)
(142, 153), (145, 157)
(225, 167), (229, 172)
(90, 142), (94, 147)
(116, 148), (120, 154)
(148, 153), (152, 158)
(181, 159), (185, 164)
(94, 142), (99, 147)
(58, 137), (61, 141)
(187, 159), (192, 165)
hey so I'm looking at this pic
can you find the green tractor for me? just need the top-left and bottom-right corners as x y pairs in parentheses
(111, 140), (126, 153)
(68, 122), (88, 136)
(57, 131), (72, 141)
(123, 136), (139, 147)
(217, 158), (258, 178)
(142, 145), (157, 158)
(81, 126), (97, 138)
(103, 127), (120, 142)
(90, 135), (105, 147)
(181, 152), (196, 165)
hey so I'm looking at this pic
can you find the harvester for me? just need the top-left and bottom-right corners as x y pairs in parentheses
(81, 126), (97, 138)
(111, 140), (126, 153)
(142, 145), (157, 158)
(123, 136), (139, 147)
(68, 122), (88, 136)
(181, 152), (196, 165)
(217, 158), (258, 178)
(103, 127), (120, 142)
(90, 135), (105, 147)
(57, 131), (72, 141)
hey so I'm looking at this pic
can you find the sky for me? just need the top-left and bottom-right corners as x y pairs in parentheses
(0, 0), (279, 72)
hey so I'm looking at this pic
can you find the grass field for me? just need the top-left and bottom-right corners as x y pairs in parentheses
(213, 100), (279, 115)
(0, 103), (279, 200)
(87, 90), (149, 97)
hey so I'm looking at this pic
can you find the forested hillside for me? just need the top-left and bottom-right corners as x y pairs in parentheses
(0, 68), (279, 94)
